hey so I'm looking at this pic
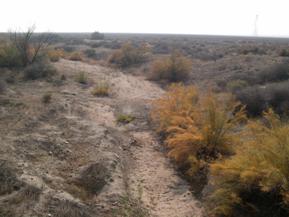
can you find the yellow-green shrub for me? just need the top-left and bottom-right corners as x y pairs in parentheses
(209, 109), (289, 217)
(150, 52), (192, 82)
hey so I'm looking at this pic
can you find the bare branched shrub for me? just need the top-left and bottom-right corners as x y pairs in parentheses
(9, 26), (53, 66)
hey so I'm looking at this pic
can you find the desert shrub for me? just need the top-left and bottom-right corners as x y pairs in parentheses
(237, 81), (289, 117)
(0, 80), (6, 94)
(84, 49), (96, 58)
(9, 26), (53, 66)
(150, 52), (192, 82)
(258, 62), (289, 84)
(0, 43), (22, 67)
(209, 109), (289, 217)
(91, 82), (109, 97)
(47, 49), (64, 62)
(23, 60), (56, 80)
(73, 163), (110, 195)
(42, 93), (52, 104)
(75, 72), (88, 84)
(266, 81), (289, 116)
(236, 86), (267, 117)
(60, 45), (75, 52)
(226, 79), (248, 93)
(117, 114), (135, 124)
(69, 52), (83, 61)
(109, 42), (148, 68)
(112, 195), (150, 217)
(0, 160), (23, 195)
(279, 49), (289, 57)
(151, 84), (246, 189)
(90, 31), (104, 40)
(47, 198), (93, 217)
(240, 47), (266, 55)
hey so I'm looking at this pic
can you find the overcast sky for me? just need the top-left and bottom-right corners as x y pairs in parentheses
(1, 0), (288, 37)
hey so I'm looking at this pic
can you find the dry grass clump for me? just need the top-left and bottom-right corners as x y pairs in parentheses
(91, 82), (110, 97)
(0, 160), (23, 195)
(208, 109), (289, 217)
(47, 198), (93, 217)
(109, 42), (149, 68)
(150, 51), (192, 83)
(112, 195), (150, 217)
(151, 84), (246, 189)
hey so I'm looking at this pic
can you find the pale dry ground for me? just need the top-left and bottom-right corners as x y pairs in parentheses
(0, 59), (203, 217)
(55, 59), (204, 217)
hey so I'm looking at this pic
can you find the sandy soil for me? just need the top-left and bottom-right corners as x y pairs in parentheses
(0, 59), (203, 217)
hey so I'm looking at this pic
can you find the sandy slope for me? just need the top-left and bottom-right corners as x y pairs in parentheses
(55, 60), (204, 217)
(0, 59), (203, 217)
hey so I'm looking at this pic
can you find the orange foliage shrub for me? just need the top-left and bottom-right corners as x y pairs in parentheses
(151, 84), (246, 178)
